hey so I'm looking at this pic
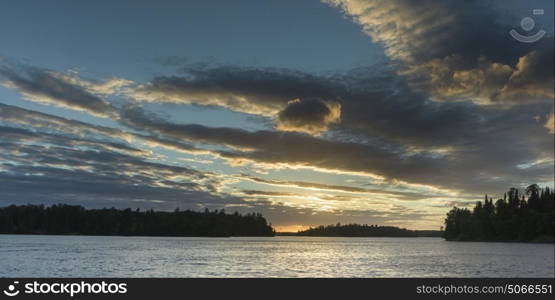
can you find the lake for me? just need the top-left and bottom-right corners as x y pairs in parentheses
(0, 235), (553, 277)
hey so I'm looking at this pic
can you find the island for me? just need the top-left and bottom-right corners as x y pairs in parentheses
(295, 223), (418, 237)
(443, 184), (554, 242)
(0, 204), (275, 237)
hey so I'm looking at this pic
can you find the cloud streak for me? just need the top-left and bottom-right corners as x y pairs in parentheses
(0, 67), (120, 117)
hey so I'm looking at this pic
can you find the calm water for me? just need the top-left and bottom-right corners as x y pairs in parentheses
(0, 235), (553, 277)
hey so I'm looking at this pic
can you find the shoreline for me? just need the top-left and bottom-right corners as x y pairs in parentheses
(0, 233), (273, 238)
(444, 238), (554, 244)
(2, 233), (553, 243)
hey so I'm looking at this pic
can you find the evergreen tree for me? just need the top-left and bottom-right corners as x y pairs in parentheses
(0, 204), (275, 237)
(443, 184), (554, 242)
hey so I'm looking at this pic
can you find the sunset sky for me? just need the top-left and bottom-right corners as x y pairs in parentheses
(0, 0), (553, 231)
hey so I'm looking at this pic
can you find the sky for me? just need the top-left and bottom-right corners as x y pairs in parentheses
(0, 0), (553, 231)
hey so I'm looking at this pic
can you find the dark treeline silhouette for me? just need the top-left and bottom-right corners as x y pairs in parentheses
(443, 184), (554, 242)
(0, 204), (275, 237)
(296, 223), (417, 237)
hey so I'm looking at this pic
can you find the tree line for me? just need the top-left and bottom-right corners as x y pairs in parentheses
(0, 204), (275, 237)
(296, 223), (418, 237)
(443, 184), (554, 242)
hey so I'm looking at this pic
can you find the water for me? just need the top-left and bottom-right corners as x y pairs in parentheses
(0, 235), (553, 277)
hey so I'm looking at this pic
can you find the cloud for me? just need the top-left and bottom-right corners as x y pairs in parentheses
(0, 67), (119, 117)
(0, 102), (204, 156)
(410, 52), (554, 104)
(324, 0), (554, 104)
(546, 112), (555, 134)
(324, 0), (522, 63)
(0, 125), (147, 156)
(120, 105), (446, 179)
(120, 103), (554, 196)
(0, 122), (243, 210)
(53, 71), (134, 95)
(236, 174), (454, 200)
(126, 62), (551, 156)
(0, 102), (129, 139)
(498, 51), (555, 102)
(276, 98), (341, 135)
(0, 105), (431, 226)
(129, 63), (482, 147)
(4, 59), (551, 199)
(130, 65), (342, 117)
(116, 106), (458, 192)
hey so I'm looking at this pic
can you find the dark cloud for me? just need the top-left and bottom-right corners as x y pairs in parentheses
(277, 98), (341, 135)
(116, 19), (554, 189)
(5, 57), (551, 199)
(325, 0), (554, 104)
(120, 105), (421, 175)
(120, 103), (554, 195)
(128, 61), (550, 152)
(0, 67), (118, 117)
(326, 0), (533, 64)
(131, 64), (483, 147)
(127, 64), (552, 148)
(131, 65), (342, 116)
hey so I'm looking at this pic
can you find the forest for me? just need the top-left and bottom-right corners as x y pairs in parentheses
(443, 184), (554, 242)
(0, 204), (275, 237)
(296, 223), (418, 237)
